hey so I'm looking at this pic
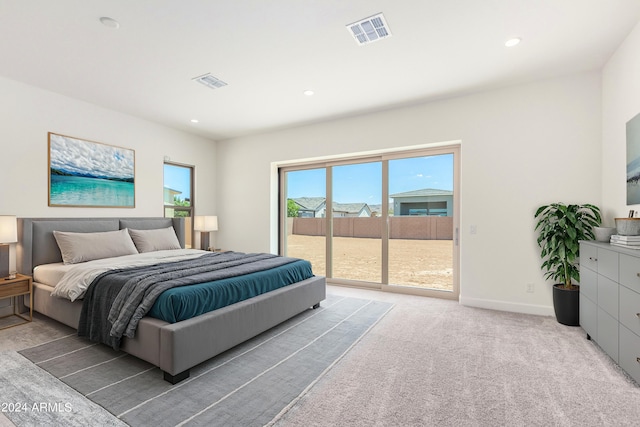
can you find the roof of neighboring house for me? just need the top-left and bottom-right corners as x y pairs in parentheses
(390, 188), (453, 198)
(332, 202), (370, 214)
(292, 197), (326, 211)
(292, 198), (372, 214)
(164, 186), (182, 194)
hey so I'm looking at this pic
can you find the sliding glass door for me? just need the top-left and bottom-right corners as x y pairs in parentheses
(280, 145), (459, 299)
(331, 161), (382, 284)
(387, 153), (454, 291)
(281, 168), (326, 276)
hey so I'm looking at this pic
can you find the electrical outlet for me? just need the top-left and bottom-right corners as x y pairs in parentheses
(526, 283), (535, 293)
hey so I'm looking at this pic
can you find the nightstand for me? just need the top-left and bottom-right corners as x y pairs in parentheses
(0, 273), (32, 329)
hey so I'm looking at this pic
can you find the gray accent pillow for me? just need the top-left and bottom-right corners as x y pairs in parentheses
(53, 229), (139, 264)
(127, 227), (181, 253)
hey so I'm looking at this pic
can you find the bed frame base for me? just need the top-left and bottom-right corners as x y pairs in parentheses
(164, 369), (190, 384)
(17, 217), (326, 385)
(162, 301), (323, 384)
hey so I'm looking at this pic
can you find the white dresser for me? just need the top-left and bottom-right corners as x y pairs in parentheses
(580, 241), (640, 383)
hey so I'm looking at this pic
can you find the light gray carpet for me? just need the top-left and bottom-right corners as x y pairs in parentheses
(7, 286), (640, 426)
(14, 295), (391, 427)
(271, 293), (640, 426)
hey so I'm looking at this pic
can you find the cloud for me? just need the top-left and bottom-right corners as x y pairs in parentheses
(49, 134), (134, 179)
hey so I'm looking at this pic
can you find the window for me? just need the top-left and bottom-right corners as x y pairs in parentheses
(163, 162), (194, 248)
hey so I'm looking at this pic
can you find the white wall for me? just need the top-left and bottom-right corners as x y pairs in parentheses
(0, 76), (217, 272)
(602, 20), (640, 221)
(217, 71), (602, 315)
(0, 76), (217, 218)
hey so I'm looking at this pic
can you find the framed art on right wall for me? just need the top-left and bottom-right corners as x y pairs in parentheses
(627, 112), (640, 205)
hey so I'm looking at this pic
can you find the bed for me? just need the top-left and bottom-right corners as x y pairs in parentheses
(16, 217), (326, 384)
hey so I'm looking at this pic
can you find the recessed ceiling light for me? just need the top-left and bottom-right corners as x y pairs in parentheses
(303, 90), (315, 96)
(190, 119), (199, 123)
(347, 13), (392, 46)
(505, 37), (521, 47)
(99, 17), (120, 29)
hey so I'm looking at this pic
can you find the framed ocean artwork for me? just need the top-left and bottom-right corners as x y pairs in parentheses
(628, 113), (640, 205)
(48, 132), (135, 207)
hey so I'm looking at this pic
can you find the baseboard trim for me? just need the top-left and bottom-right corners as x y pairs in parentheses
(459, 295), (555, 317)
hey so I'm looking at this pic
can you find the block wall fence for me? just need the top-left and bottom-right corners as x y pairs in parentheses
(289, 217), (453, 240)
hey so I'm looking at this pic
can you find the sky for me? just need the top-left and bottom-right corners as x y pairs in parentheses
(286, 154), (454, 204)
(49, 133), (134, 179)
(164, 164), (192, 201)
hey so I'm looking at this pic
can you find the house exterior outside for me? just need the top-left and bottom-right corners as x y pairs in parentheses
(390, 188), (453, 217)
(292, 197), (326, 217)
(163, 186), (182, 217)
(291, 198), (373, 218)
(164, 187), (182, 205)
(332, 203), (372, 217)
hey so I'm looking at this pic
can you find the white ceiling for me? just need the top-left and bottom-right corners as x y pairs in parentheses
(1, 0), (639, 141)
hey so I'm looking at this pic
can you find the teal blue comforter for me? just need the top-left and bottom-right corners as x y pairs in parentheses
(148, 259), (314, 323)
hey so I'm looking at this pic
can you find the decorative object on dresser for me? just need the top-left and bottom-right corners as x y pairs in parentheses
(194, 215), (218, 250)
(580, 241), (640, 384)
(594, 226), (617, 242)
(610, 234), (640, 249)
(0, 215), (17, 278)
(614, 217), (640, 236)
(534, 203), (601, 326)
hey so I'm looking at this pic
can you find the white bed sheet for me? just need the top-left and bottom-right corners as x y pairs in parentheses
(45, 249), (208, 302)
(33, 262), (74, 287)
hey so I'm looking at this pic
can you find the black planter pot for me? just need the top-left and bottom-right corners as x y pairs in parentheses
(553, 284), (580, 326)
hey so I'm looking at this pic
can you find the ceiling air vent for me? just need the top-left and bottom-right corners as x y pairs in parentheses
(193, 73), (228, 90)
(347, 13), (392, 46)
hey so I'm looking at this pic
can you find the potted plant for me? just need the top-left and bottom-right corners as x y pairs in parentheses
(534, 203), (601, 325)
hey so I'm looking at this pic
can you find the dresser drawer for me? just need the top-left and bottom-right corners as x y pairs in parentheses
(620, 253), (640, 292)
(580, 267), (597, 303)
(597, 308), (618, 362)
(597, 275), (618, 319)
(619, 285), (640, 335)
(0, 280), (29, 299)
(597, 248), (618, 282)
(580, 243), (598, 272)
(580, 293), (597, 340)
(619, 325), (640, 384)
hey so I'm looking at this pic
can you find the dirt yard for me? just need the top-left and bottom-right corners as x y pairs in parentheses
(285, 235), (453, 291)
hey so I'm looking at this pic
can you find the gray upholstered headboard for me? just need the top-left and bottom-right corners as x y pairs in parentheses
(16, 217), (185, 274)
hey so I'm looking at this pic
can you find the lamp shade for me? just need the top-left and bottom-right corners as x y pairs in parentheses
(194, 215), (218, 232)
(0, 215), (17, 244)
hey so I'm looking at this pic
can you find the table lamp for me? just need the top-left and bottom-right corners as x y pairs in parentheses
(194, 215), (218, 251)
(0, 215), (17, 278)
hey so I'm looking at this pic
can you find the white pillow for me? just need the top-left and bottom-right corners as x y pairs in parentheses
(127, 227), (181, 253)
(53, 229), (139, 264)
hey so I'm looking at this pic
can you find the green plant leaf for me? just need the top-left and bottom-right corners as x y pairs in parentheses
(534, 202), (601, 287)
